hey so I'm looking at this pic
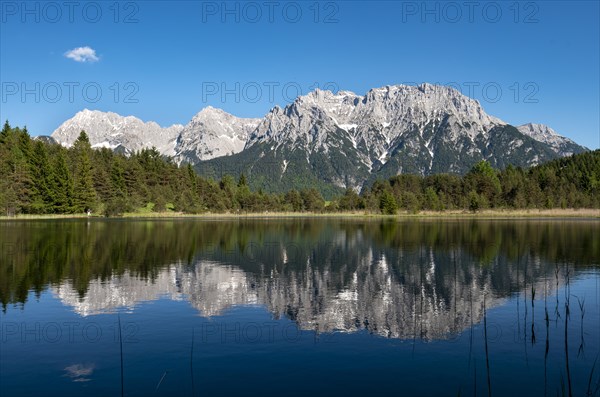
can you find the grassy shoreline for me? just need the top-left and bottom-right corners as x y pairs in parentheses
(0, 208), (598, 220)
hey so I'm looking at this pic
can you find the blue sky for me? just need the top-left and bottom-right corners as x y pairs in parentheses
(1, 0), (598, 149)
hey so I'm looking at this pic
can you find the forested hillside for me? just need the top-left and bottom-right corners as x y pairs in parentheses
(0, 121), (598, 216)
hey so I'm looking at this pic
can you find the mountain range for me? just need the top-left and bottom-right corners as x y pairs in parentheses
(50, 83), (588, 196)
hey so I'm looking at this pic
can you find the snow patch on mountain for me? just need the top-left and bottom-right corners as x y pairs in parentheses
(173, 106), (260, 164)
(247, 83), (507, 174)
(49, 84), (586, 186)
(51, 109), (183, 156)
(517, 123), (582, 156)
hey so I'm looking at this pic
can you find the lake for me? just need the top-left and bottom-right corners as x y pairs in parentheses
(0, 218), (599, 396)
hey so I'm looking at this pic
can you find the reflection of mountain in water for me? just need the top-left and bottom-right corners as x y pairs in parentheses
(54, 247), (559, 341)
(4, 219), (596, 340)
(54, 268), (185, 316)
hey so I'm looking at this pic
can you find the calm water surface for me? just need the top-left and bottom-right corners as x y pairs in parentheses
(1, 218), (599, 396)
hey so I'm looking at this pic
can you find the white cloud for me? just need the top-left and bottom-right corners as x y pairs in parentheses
(64, 46), (99, 63)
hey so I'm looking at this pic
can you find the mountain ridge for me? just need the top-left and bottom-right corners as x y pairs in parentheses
(50, 83), (589, 196)
(51, 108), (184, 156)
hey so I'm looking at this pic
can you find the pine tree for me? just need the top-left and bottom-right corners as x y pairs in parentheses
(379, 190), (398, 215)
(238, 173), (247, 187)
(0, 120), (11, 143)
(71, 131), (97, 212)
(93, 166), (112, 204)
(301, 188), (325, 212)
(338, 188), (362, 211)
(1, 126), (34, 214)
(103, 156), (129, 216)
(29, 140), (55, 213)
(464, 160), (501, 207)
(110, 157), (127, 199)
(284, 189), (303, 211)
(423, 187), (442, 211)
(51, 148), (74, 213)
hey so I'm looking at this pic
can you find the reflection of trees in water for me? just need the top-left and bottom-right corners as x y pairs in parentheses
(1, 220), (598, 328)
(2, 219), (598, 397)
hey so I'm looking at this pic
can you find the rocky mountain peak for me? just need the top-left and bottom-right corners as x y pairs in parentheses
(51, 110), (184, 156)
(50, 84), (587, 196)
(517, 123), (582, 156)
(173, 107), (261, 164)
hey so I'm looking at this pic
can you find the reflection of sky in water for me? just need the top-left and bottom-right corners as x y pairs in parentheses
(3, 275), (598, 397)
(0, 219), (598, 397)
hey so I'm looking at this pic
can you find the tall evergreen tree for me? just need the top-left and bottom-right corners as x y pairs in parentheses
(71, 131), (97, 212)
(282, 189), (302, 211)
(464, 160), (502, 207)
(238, 173), (247, 187)
(51, 148), (74, 213)
(0, 120), (11, 143)
(29, 140), (55, 213)
(301, 188), (325, 212)
(2, 127), (34, 214)
(380, 190), (398, 214)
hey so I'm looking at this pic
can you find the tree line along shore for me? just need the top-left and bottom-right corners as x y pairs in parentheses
(1, 121), (599, 217)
